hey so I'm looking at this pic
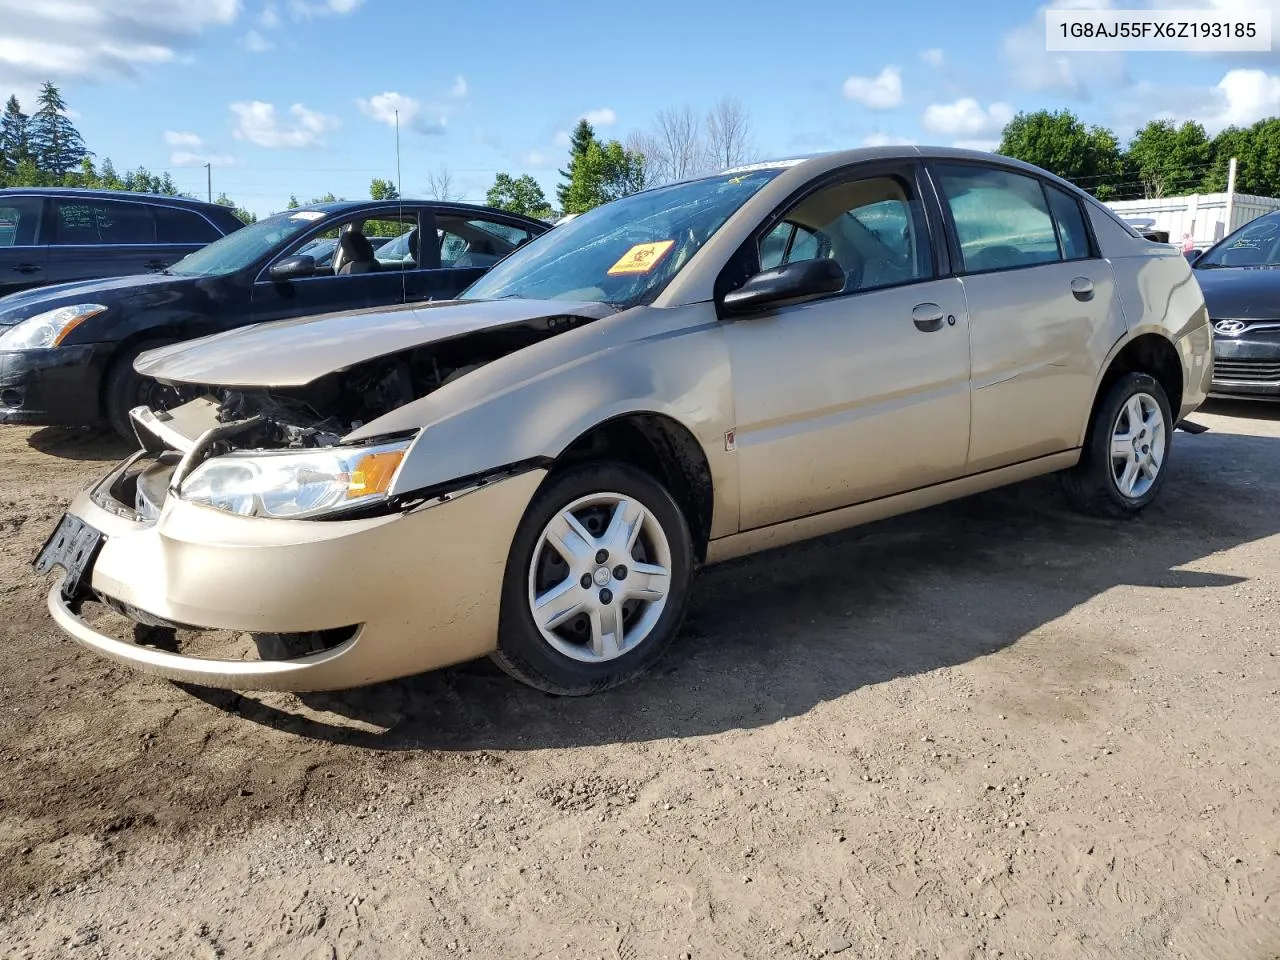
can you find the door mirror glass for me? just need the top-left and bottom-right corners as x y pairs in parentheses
(269, 254), (317, 281)
(722, 259), (846, 315)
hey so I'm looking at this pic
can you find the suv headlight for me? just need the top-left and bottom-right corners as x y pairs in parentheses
(178, 440), (411, 519)
(0, 304), (107, 350)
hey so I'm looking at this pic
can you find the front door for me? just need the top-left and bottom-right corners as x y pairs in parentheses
(929, 162), (1123, 472)
(722, 165), (973, 530)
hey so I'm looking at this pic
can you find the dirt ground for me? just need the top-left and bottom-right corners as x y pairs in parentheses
(0, 403), (1277, 960)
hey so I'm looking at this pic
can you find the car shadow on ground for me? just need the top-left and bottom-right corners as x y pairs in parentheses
(181, 426), (1274, 752)
(25, 426), (134, 462)
(1202, 398), (1280, 422)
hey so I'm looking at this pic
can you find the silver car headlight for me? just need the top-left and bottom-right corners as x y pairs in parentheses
(0, 304), (108, 350)
(178, 440), (411, 519)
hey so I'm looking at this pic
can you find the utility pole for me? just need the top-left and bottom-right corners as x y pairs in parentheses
(205, 162), (212, 203)
(1224, 156), (1238, 236)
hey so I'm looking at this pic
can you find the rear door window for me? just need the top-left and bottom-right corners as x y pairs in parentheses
(933, 164), (1063, 272)
(53, 199), (156, 245)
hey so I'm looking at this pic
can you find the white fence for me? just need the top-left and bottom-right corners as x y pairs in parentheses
(1105, 192), (1280, 247)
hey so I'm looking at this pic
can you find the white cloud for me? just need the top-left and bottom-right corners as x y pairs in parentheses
(843, 66), (903, 110)
(258, 2), (280, 28)
(523, 150), (553, 167)
(450, 75), (468, 99)
(553, 129), (571, 148)
(1002, 1), (1126, 99)
(1204, 69), (1280, 129)
(952, 139), (1001, 152)
(356, 91), (446, 135)
(164, 130), (204, 149)
(289, 0), (363, 18)
(862, 132), (916, 147)
(230, 100), (339, 148)
(921, 48), (945, 67)
(242, 29), (273, 52)
(582, 107), (617, 126)
(922, 98), (1016, 137)
(170, 150), (239, 167)
(0, 0), (240, 90)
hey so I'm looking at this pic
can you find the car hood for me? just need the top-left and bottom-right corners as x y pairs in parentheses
(134, 298), (616, 388)
(1193, 266), (1280, 321)
(0, 272), (196, 325)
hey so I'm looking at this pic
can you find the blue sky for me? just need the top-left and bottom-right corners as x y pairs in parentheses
(3, 0), (1279, 216)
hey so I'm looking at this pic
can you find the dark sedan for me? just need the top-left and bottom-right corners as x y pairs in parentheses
(0, 200), (548, 436)
(1193, 210), (1280, 401)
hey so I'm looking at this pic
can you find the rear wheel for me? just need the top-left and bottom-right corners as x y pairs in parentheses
(492, 463), (694, 695)
(104, 341), (181, 441)
(1061, 371), (1172, 518)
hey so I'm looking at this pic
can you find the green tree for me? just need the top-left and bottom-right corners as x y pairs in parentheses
(310, 191), (339, 203)
(97, 157), (124, 191)
(1203, 120), (1280, 197)
(997, 109), (1122, 197)
(215, 192), (258, 225)
(27, 81), (88, 179)
(486, 172), (553, 219)
(1124, 120), (1211, 198)
(0, 95), (30, 185)
(561, 139), (647, 214)
(286, 194), (300, 210)
(556, 118), (597, 210)
(369, 177), (399, 200)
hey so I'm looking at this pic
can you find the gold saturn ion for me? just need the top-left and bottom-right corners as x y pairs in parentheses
(34, 148), (1213, 696)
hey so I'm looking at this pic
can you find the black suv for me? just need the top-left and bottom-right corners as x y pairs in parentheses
(0, 188), (245, 296)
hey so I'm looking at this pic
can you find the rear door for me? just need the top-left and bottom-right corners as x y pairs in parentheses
(251, 207), (428, 322)
(427, 211), (539, 298)
(928, 162), (1123, 472)
(45, 196), (161, 284)
(0, 196), (47, 295)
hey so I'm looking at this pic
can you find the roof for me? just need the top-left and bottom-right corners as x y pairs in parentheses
(0, 186), (229, 211)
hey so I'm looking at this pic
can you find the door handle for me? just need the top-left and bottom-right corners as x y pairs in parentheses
(1070, 277), (1095, 301)
(12, 263), (42, 274)
(912, 302), (945, 333)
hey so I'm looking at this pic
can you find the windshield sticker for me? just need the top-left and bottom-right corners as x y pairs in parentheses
(608, 240), (675, 276)
(289, 211), (325, 221)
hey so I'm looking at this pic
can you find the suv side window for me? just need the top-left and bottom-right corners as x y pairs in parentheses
(933, 164), (1062, 272)
(757, 173), (933, 294)
(0, 198), (43, 246)
(154, 207), (222, 244)
(53, 199), (156, 245)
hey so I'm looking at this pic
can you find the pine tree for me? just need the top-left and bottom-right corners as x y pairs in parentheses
(27, 82), (88, 179)
(0, 95), (30, 184)
(556, 119), (596, 210)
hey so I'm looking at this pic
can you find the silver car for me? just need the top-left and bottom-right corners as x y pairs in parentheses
(34, 147), (1213, 695)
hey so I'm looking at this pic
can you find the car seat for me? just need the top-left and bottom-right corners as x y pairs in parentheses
(334, 230), (379, 275)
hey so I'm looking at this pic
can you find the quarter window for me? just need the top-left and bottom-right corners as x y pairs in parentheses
(53, 199), (156, 244)
(934, 164), (1061, 272)
(758, 174), (932, 293)
(154, 207), (222, 244)
(1045, 186), (1092, 261)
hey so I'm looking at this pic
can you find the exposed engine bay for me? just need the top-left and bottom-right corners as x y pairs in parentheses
(153, 312), (595, 452)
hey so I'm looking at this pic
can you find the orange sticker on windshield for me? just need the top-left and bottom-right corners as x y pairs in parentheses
(608, 241), (675, 275)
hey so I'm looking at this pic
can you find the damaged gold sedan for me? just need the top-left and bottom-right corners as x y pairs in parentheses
(33, 147), (1213, 695)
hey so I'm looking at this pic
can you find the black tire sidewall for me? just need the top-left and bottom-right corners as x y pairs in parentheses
(104, 341), (170, 440)
(1089, 372), (1173, 513)
(495, 463), (694, 695)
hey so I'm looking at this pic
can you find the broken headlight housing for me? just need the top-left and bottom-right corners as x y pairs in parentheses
(178, 440), (410, 519)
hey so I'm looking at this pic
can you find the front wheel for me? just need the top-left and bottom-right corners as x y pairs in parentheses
(1061, 372), (1173, 518)
(492, 463), (694, 695)
(104, 341), (181, 441)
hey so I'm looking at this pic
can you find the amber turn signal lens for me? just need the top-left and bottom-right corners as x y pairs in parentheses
(346, 450), (404, 499)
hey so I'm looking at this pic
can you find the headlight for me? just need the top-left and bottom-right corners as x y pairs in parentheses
(0, 304), (107, 350)
(179, 440), (410, 519)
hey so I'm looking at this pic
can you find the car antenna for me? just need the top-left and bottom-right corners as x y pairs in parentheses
(396, 108), (407, 305)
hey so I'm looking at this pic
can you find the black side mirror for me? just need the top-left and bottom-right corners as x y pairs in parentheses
(722, 258), (846, 316)
(269, 254), (317, 281)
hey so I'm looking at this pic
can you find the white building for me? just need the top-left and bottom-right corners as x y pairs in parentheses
(1106, 192), (1280, 247)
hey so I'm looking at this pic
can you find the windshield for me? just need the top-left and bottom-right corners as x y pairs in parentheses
(461, 169), (782, 306)
(168, 210), (327, 277)
(1196, 212), (1280, 268)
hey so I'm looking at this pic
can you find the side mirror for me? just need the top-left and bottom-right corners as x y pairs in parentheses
(269, 254), (317, 282)
(722, 258), (846, 316)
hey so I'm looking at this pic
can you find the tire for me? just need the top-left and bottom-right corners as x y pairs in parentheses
(103, 341), (175, 441)
(491, 462), (695, 696)
(1061, 372), (1173, 518)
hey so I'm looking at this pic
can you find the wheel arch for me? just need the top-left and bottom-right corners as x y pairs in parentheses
(1080, 331), (1184, 446)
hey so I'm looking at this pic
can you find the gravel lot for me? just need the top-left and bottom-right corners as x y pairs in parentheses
(0, 403), (1277, 960)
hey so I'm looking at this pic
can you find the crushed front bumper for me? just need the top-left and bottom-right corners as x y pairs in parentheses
(37, 454), (545, 691)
